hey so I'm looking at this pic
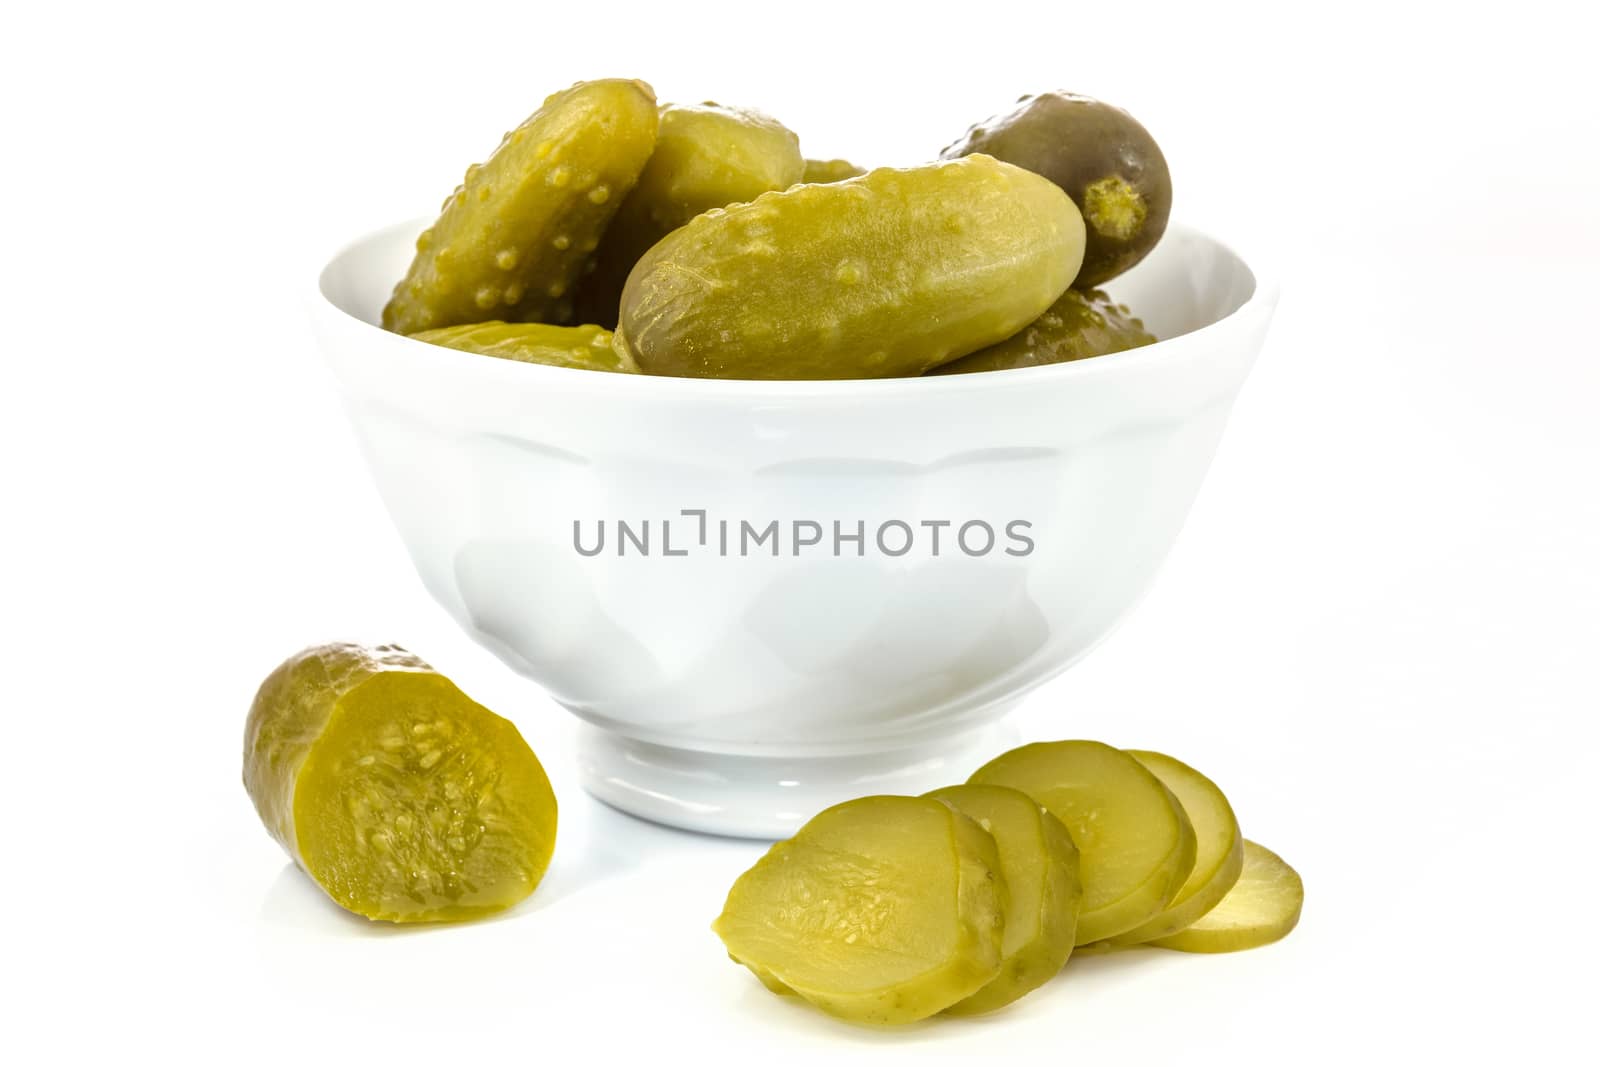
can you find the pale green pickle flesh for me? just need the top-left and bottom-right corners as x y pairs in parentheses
(969, 740), (1197, 944)
(713, 795), (1005, 1025)
(928, 784), (1081, 1014)
(243, 643), (558, 923)
(409, 320), (637, 373)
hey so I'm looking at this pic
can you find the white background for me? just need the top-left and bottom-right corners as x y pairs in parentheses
(4, 0), (1596, 1062)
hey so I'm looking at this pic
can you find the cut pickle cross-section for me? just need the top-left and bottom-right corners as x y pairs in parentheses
(926, 784), (1081, 1014)
(1152, 840), (1302, 953)
(1108, 750), (1244, 945)
(243, 643), (557, 923)
(712, 794), (1005, 1025)
(968, 740), (1196, 944)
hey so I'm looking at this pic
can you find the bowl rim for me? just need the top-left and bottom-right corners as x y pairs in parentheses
(314, 215), (1277, 399)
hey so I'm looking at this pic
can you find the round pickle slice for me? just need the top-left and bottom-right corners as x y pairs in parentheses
(408, 321), (638, 373)
(381, 78), (660, 335)
(243, 643), (557, 923)
(619, 155), (1084, 380)
(929, 288), (1156, 375)
(712, 794), (1006, 1026)
(1106, 750), (1245, 945)
(1152, 840), (1303, 953)
(574, 102), (804, 328)
(925, 784), (1081, 1014)
(968, 741), (1196, 944)
(801, 157), (867, 184)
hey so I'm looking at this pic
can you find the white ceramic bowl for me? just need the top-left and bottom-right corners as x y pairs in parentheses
(313, 219), (1275, 837)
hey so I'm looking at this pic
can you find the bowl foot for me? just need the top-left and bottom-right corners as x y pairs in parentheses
(575, 718), (1022, 839)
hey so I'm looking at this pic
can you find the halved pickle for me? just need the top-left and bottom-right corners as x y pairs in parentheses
(712, 795), (1005, 1025)
(243, 643), (557, 922)
(968, 740), (1196, 944)
(926, 784), (1081, 1014)
(1108, 750), (1244, 945)
(1152, 840), (1303, 953)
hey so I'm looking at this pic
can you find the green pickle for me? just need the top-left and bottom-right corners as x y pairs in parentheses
(925, 785), (1081, 1014)
(931, 288), (1155, 375)
(1109, 750), (1245, 945)
(409, 321), (637, 373)
(801, 158), (866, 184)
(1152, 841), (1303, 953)
(242, 643), (558, 923)
(969, 741), (1197, 944)
(574, 102), (804, 328)
(944, 92), (1172, 287)
(713, 795), (1006, 1025)
(620, 156), (1084, 379)
(382, 78), (659, 335)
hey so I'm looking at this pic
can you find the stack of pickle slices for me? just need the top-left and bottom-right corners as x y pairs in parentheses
(713, 741), (1303, 1025)
(383, 78), (1168, 380)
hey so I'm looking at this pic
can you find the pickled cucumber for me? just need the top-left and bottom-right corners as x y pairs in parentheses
(573, 102), (804, 328)
(712, 794), (1006, 1025)
(243, 643), (557, 923)
(619, 155), (1084, 379)
(925, 785), (1081, 1014)
(1107, 751), (1244, 945)
(943, 92), (1171, 287)
(409, 321), (638, 373)
(1152, 841), (1302, 953)
(801, 158), (866, 184)
(968, 741), (1196, 944)
(381, 79), (659, 335)
(929, 287), (1156, 375)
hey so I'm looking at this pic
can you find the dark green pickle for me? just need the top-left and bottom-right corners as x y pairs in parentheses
(944, 92), (1171, 287)
(382, 79), (659, 335)
(930, 288), (1155, 375)
(573, 102), (803, 328)
(409, 321), (638, 373)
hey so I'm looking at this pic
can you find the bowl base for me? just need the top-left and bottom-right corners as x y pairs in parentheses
(575, 717), (1022, 839)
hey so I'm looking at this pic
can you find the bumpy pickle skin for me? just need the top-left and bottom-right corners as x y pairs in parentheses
(712, 795), (1006, 1026)
(943, 92), (1171, 287)
(1152, 841), (1303, 953)
(801, 158), (867, 184)
(381, 79), (659, 335)
(619, 155), (1084, 379)
(573, 102), (804, 328)
(969, 740), (1197, 945)
(409, 321), (638, 373)
(243, 643), (557, 923)
(1107, 750), (1245, 946)
(926, 785), (1081, 1015)
(930, 288), (1156, 375)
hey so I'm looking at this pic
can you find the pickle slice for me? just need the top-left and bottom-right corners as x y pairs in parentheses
(1152, 841), (1302, 953)
(1108, 750), (1244, 945)
(712, 795), (1005, 1025)
(408, 321), (638, 373)
(243, 643), (557, 923)
(382, 78), (659, 334)
(968, 741), (1196, 944)
(926, 785), (1081, 1014)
